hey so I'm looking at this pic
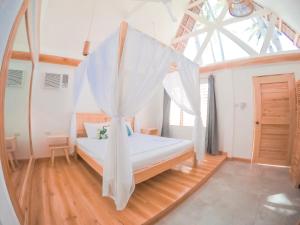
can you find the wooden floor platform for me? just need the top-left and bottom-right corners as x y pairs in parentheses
(29, 154), (226, 225)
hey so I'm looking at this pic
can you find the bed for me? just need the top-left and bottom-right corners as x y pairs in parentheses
(75, 113), (197, 184)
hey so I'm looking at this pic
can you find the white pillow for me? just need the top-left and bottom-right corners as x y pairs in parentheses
(84, 122), (109, 139)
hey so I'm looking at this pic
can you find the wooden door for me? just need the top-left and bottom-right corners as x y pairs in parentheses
(253, 74), (296, 166)
(291, 80), (300, 186)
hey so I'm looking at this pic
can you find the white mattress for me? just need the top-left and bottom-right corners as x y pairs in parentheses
(77, 133), (193, 171)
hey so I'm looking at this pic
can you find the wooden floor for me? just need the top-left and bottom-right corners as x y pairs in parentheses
(29, 154), (226, 225)
(11, 160), (29, 199)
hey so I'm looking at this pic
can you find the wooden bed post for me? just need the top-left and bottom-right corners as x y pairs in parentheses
(74, 145), (78, 160)
(193, 152), (198, 167)
(118, 21), (128, 69)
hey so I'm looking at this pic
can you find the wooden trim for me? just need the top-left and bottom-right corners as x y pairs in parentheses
(200, 52), (300, 73)
(11, 51), (32, 61)
(252, 76), (261, 164)
(18, 156), (34, 209)
(12, 51), (300, 76)
(135, 149), (195, 184)
(227, 156), (252, 163)
(39, 54), (80, 66)
(24, 10), (34, 62)
(76, 145), (196, 184)
(0, 0), (31, 224)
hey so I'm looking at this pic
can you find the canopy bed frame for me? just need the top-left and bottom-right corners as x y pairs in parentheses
(74, 112), (197, 184)
(72, 21), (204, 210)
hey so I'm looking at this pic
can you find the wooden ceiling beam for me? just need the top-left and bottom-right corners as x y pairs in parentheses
(11, 51), (81, 66)
(199, 52), (300, 73)
(11, 51), (300, 75)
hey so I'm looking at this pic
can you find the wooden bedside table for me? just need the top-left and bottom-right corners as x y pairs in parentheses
(47, 135), (71, 166)
(141, 128), (159, 136)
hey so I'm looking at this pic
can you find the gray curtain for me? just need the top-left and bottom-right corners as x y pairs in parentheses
(205, 75), (218, 154)
(161, 89), (171, 137)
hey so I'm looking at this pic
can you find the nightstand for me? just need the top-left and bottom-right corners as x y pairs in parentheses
(141, 128), (159, 136)
(47, 135), (71, 166)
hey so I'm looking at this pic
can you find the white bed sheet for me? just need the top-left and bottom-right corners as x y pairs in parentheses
(77, 133), (193, 171)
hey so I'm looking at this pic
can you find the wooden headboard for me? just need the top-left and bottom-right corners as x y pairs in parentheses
(76, 113), (134, 137)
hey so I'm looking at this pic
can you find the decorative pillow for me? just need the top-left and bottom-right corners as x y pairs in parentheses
(96, 125), (110, 139)
(84, 122), (109, 139)
(125, 122), (133, 136)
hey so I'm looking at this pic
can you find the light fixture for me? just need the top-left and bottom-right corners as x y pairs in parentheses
(82, 41), (90, 56)
(228, 0), (254, 17)
(82, 0), (96, 56)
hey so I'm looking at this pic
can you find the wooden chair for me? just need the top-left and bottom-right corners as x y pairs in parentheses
(5, 136), (19, 171)
(47, 135), (71, 166)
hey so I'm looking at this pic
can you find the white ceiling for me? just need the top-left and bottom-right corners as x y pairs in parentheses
(40, 0), (188, 59)
(39, 0), (300, 60)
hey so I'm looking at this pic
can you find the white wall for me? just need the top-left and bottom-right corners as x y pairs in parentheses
(5, 60), (32, 159)
(31, 62), (164, 158)
(31, 63), (75, 158)
(169, 61), (300, 159)
(40, 0), (188, 59)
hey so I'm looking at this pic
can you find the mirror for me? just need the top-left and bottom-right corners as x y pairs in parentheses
(4, 14), (33, 210)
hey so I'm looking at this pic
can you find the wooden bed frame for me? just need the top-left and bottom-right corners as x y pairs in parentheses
(75, 112), (197, 184)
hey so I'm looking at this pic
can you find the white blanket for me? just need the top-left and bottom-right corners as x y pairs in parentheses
(77, 133), (193, 171)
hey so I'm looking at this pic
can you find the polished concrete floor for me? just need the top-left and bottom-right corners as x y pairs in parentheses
(156, 161), (300, 225)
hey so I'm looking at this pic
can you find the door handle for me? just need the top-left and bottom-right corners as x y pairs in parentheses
(255, 121), (259, 125)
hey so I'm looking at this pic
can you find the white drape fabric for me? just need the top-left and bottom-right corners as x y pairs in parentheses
(178, 58), (205, 160)
(72, 24), (203, 210)
(163, 71), (193, 114)
(163, 58), (205, 160)
(70, 60), (89, 144)
(82, 27), (174, 210)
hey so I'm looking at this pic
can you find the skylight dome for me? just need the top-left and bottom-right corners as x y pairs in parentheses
(173, 0), (300, 66)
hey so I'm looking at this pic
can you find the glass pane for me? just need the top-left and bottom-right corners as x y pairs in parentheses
(267, 28), (298, 53)
(183, 111), (194, 126)
(224, 16), (267, 53)
(184, 33), (207, 61)
(207, 31), (225, 63)
(219, 32), (249, 60)
(201, 33), (216, 65)
(169, 100), (181, 126)
(13, 17), (30, 52)
(201, 0), (225, 22)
